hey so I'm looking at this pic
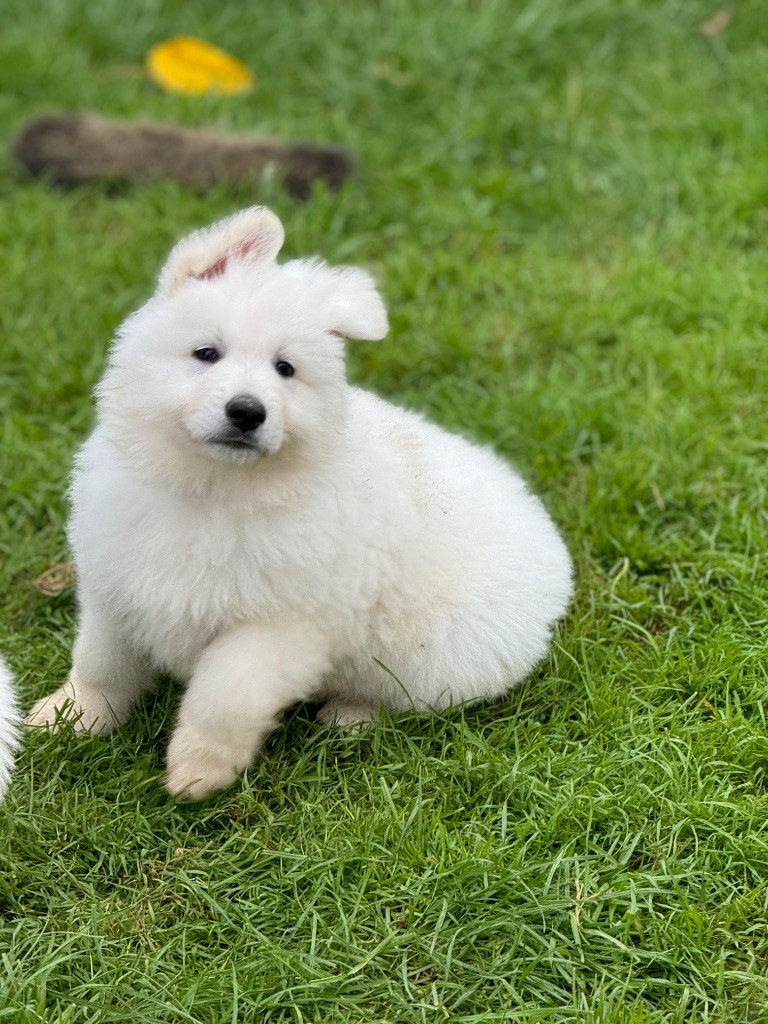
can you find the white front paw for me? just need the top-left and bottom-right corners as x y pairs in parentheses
(165, 721), (247, 801)
(26, 680), (129, 736)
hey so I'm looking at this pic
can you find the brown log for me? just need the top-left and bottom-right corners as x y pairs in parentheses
(13, 115), (355, 199)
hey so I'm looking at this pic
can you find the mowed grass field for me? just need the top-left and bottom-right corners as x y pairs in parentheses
(2, 1), (768, 1020)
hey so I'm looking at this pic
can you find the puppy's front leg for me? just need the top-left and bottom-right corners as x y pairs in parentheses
(166, 619), (330, 801)
(28, 601), (150, 734)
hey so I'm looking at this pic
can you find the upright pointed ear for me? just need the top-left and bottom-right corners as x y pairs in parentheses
(328, 267), (389, 340)
(158, 207), (285, 296)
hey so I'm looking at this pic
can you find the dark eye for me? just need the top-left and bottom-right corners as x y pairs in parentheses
(193, 346), (221, 363)
(275, 360), (295, 378)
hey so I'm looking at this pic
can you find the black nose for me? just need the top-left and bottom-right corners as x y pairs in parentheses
(225, 396), (267, 432)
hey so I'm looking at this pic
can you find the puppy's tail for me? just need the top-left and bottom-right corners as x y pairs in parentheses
(0, 657), (20, 801)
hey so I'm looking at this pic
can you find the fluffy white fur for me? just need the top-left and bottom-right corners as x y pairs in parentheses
(0, 658), (20, 800)
(28, 207), (574, 800)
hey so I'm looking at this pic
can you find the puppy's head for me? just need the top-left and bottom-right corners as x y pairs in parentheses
(102, 208), (388, 472)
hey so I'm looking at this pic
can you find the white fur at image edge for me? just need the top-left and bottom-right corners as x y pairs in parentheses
(0, 659), (19, 800)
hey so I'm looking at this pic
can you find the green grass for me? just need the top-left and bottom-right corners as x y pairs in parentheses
(2, 0), (768, 1020)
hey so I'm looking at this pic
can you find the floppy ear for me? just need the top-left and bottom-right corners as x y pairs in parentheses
(158, 206), (285, 296)
(328, 267), (389, 341)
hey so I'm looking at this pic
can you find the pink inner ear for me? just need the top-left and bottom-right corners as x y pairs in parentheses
(196, 238), (260, 282)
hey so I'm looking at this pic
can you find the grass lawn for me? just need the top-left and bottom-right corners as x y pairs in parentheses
(2, 0), (768, 1020)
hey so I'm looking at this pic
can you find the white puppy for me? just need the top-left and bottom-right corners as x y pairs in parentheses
(0, 658), (19, 801)
(29, 207), (573, 800)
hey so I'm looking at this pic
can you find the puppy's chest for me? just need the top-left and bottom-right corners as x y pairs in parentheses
(89, 494), (326, 672)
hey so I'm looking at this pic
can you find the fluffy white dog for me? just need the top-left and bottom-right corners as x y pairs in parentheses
(0, 658), (19, 801)
(29, 207), (573, 800)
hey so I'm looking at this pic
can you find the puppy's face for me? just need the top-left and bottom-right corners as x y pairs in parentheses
(103, 208), (388, 468)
